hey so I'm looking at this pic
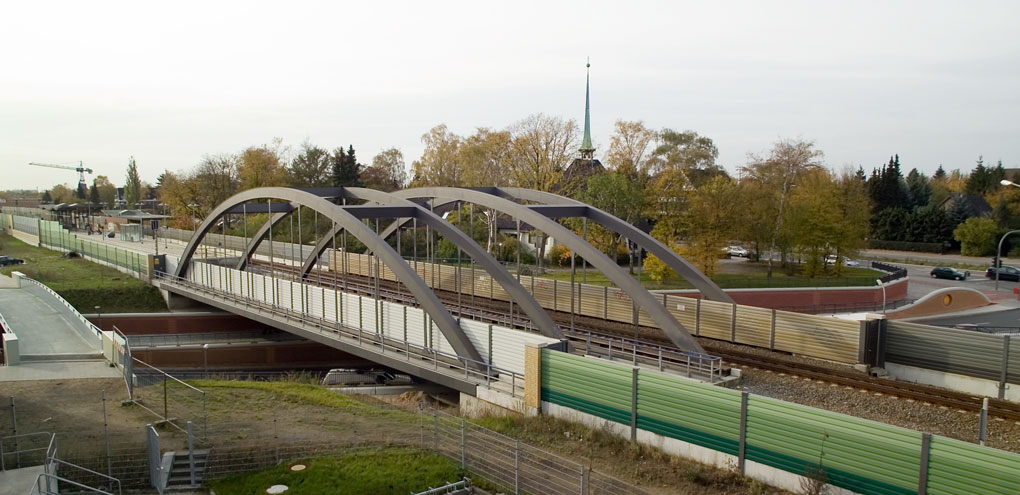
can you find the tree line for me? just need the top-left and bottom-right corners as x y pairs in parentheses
(33, 114), (1013, 269)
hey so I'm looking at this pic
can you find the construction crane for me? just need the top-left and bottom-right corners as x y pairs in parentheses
(29, 161), (93, 197)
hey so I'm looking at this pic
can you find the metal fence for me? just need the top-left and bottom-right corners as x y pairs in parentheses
(326, 251), (867, 363)
(129, 358), (208, 436)
(37, 219), (148, 279)
(427, 409), (655, 495)
(872, 260), (908, 283)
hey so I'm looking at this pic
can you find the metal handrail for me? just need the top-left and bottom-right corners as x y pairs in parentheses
(31, 473), (116, 495)
(577, 330), (723, 382)
(155, 271), (527, 396)
(0, 432), (53, 471)
(131, 357), (205, 394)
(413, 478), (473, 495)
(45, 458), (122, 495)
(128, 330), (303, 347)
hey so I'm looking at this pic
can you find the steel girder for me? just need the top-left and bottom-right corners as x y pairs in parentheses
(234, 203), (297, 271)
(382, 187), (731, 304)
(172, 187), (485, 364)
(495, 187), (733, 304)
(294, 187), (563, 340)
(384, 187), (706, 353)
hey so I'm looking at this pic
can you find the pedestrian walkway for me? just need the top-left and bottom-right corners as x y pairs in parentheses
(0, 281), (121, 381)
(0, 284), (99, 358)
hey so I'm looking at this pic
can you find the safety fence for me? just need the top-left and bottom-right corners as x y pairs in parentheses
(130, 357), (208, 436)
(4, 377), (656, 494)
(1, 207), (54, 220)
(36, 219), (148, 279)
(887, 321), (1019, 395)
(427, 408), (653, 495)
(325, 250), (864, 363)
(540, 348), (1020, 495)
(185, 261), (557, 379)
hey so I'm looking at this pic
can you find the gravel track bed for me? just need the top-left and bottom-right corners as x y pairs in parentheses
(734, 364), (1020, 453)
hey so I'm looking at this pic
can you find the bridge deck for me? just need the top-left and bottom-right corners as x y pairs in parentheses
(159, 276), (525, 397)
(0, 284), (99, 357)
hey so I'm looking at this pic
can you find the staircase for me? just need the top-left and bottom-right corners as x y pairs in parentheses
(163, 449), (210, 491)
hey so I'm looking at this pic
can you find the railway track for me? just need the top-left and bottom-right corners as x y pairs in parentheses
(238, 259), (1020, 421)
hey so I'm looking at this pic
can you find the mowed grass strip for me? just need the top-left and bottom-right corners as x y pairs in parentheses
(208, 447), (463, 495)
(0, 233), (166, 312)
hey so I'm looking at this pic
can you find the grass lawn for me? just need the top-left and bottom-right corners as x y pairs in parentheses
(539, 263), (883, 290)
(0, 233), (167, 313)
(208, 447), (464, 495)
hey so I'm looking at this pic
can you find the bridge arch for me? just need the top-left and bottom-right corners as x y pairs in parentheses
(384, 187), (708, 353)
(172, 187), (485, 364)
(226, 187), (563, 340)
(383, 187), (733, 304)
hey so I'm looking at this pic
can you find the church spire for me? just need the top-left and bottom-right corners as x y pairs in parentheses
(579, 57), (595, 160)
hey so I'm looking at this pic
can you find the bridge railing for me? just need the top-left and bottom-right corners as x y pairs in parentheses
(155, 272), (526, 397)
(18, 275), (104, 344)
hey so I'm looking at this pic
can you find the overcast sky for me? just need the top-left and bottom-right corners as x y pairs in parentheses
(2, 1), (1018, 191)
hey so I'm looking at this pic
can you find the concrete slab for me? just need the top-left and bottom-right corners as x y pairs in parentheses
(0, 285), (99, 356)
(0, 465), (44, 495)
(0, 273), (20, 289)
(0, 360), (120, 381)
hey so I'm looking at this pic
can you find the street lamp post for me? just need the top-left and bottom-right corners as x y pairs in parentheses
(95, 306), (102, 330)
(994, 230), (1020, 291)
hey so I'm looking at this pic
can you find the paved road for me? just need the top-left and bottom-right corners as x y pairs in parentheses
(916, 308), (1020, 328)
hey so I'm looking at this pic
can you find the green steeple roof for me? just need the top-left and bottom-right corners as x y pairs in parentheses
(579, 58), (595, 159)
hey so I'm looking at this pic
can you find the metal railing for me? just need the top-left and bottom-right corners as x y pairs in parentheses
(0, 431), (53, 470)
(130, 357), (207, 435)
(872, 261), (908, 283)
(0, 310), (13, 366)
(155, 272), (526, 397)
(31, 473), (117, 495)
(574, 330), (723, 382)
(127, 330), (303, 348)
(426, 408), (657, 495)
(19, 275), (104, 343)
(413, 478), (473, 495)
(31, 458), (123, 495)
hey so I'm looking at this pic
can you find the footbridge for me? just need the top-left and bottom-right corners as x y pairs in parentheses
(159, 186), (728, 396)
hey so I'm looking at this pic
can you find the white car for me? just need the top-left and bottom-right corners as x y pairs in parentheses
(726, 246), (749, 257)
(825, 255), (860, 267)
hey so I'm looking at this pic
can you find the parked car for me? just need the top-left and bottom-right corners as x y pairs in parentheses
(986, 265), (1020, 282)
(825, 255), (860, 268)
(930, 266), (969, 280)
(0, 256), (24, 267)
(725, 246), (748, 257)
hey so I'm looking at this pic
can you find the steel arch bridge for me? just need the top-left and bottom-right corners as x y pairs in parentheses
(174, 186), (729, 357)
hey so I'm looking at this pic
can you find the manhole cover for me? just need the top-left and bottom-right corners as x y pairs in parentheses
(289, 464), (307, 472)
(266, 485), (289, 494)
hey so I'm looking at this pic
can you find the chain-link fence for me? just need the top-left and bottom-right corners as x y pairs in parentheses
(4, 372), (658, 494)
